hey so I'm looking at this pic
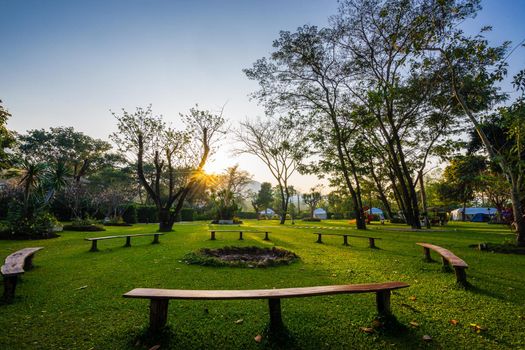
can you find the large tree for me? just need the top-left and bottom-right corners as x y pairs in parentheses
(235, 117), (305, 224)
(210, 165), (252, 221)
(0, 100), (16, 170)
(111, 105), (225, 231)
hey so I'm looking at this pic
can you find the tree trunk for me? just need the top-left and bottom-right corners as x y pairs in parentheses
(158, 208), (173, 232)
(510, 179), (525, 246)
(419, 171), (430, 229)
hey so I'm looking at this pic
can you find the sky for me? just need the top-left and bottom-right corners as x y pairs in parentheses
(1, 0), (524, 193)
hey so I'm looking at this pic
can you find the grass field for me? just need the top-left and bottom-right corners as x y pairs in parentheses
(0, 220), (524, 349)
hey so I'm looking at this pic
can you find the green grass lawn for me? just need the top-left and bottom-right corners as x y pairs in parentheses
(0, 220), (524, 349)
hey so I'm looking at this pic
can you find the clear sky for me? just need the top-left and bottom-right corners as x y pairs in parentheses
(1, 0), (524, 192)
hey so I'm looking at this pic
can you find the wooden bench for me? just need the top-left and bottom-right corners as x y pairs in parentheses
(1, 247), (43, 302)
(416, 243), (469, 285)
(208, 230), (271, 241)
(313, 233), (381, 248)
(85, 233), (164, 252)
(123, 281), (409, 333)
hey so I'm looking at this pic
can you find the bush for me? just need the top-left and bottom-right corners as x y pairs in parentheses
(1, 206), (62, 239)
(63, 224), (106, 232)
(236, 212), (258, 219)
(137, 205), (158, 223)
(122, 205), (138, 224)
(181, 208), (194, 221)
(390, 217), (406, 224)
(194, 212), (214, 221)
(303, 217), (321, 222)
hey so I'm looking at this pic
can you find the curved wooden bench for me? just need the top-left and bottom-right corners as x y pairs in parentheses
(85, 233), (164, 252)
(124, 282), (409, 332)
(416, 243), (468, 285)
(313, 233), (381, 248)
(1, 247), (43, 302)
(208, 230), (271, 241)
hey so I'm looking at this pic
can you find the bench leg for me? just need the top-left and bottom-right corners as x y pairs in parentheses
(90, 240), (98, 252)
(343, 236), (349, 246)
(368, 238), (376, 248)
(124, 236), (131, 247)
(441, 257), (450, 267)
(268, 298), (284, 333)
(376, 290), (391, 316)
(3, 276), (18, 303)
(210, 231), (216, 240)
(423, 247), (431, 262)
(23, 254), (35, 270)
(239, 231), (243, 240)
(152, 234), (160, 244)
(455, 267), (467, 286)
(264, 232), (270, 241)
(149, 299), (169, 332)
(316, 234), (323, 243)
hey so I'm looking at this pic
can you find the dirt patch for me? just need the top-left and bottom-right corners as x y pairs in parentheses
(184, 246), (299, 267)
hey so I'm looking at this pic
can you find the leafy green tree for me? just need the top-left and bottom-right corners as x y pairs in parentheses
(437, 155), (486, 220)
(251, 182), (273, 215)
(0, 100), (16, 170)
(303, 188), (322, 219)
(111, 105), (225, 231)
(210, 165), (252, 221)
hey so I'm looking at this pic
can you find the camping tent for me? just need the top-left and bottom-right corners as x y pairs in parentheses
(313, 208), (327, 219)
(259, 208), (275, 216)
(449, 207), (497, 221)
(365, 207), (385, 220)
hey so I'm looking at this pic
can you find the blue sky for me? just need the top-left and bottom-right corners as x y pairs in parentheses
(1, 0), (524, 190)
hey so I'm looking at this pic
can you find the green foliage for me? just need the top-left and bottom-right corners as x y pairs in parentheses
(136, 205), (158, 223)
(122, 205), (138, 224)
(0, 99), (16, 170)
(180, 208), (194, 221)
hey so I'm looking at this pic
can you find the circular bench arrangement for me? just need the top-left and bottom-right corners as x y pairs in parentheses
(183, 246), (298, 267)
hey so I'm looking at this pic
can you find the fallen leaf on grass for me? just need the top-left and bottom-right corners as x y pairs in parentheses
(148, 345), (161, 350)
(409, 321), (420, 328)
(422, 335), (432, 342)
(449, 319), (459, 326)
(469, 324), (487, 333)
(234, 319), (244, 324)
(359, 327), (374, 334)
(409, 296), (417, 301)
(254, 334), (263, 343)
(372, 319), (383, 329)
(76, 285), (88, 290)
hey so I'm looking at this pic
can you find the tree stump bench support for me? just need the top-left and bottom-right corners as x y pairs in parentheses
(85, 233), (164, 252)
(314, 233), (381, 248)
(208, 230), (270, 241)
(416, 243), (469, 286)
(1, 247), (44, 303)
(123, 282), (409, 333)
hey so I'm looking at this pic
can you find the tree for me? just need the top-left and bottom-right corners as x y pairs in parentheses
(0, 100), (16, 170)
(251, 182), (274, 215)
(437, 155), (486, 221)
(235, 117), (305, 224)
(111, 105), (225, 231)
(210, 165), (252, 221)
(303, 188), (322, 219)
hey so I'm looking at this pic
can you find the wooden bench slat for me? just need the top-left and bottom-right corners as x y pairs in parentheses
(416, 243), (468, 268)
(85, 233), (165, 241)
(123, 282), (409, 300)
(313, 233), (381, 240)
(1, 247), (44, 276)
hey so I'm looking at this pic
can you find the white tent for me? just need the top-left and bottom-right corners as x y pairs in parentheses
(450, 207), (497, 221)
(313, 208), (327, 219)
(259, 208), (275, 216)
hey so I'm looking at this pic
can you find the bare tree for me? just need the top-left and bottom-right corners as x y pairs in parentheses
(111, 105), (225, 231)
(235, 117), (305, 224)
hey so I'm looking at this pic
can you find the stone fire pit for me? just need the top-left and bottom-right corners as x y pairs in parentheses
(183, 246), (299, 267)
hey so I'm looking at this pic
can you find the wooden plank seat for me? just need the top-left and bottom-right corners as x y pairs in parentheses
(416, 243), (469, 286)
(1, 247), (43, 302)
(313, 232), (381, 248)
(123, 281), (409, 333)
(208, 230), (271, 241)
(85, 233), (164, 252)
